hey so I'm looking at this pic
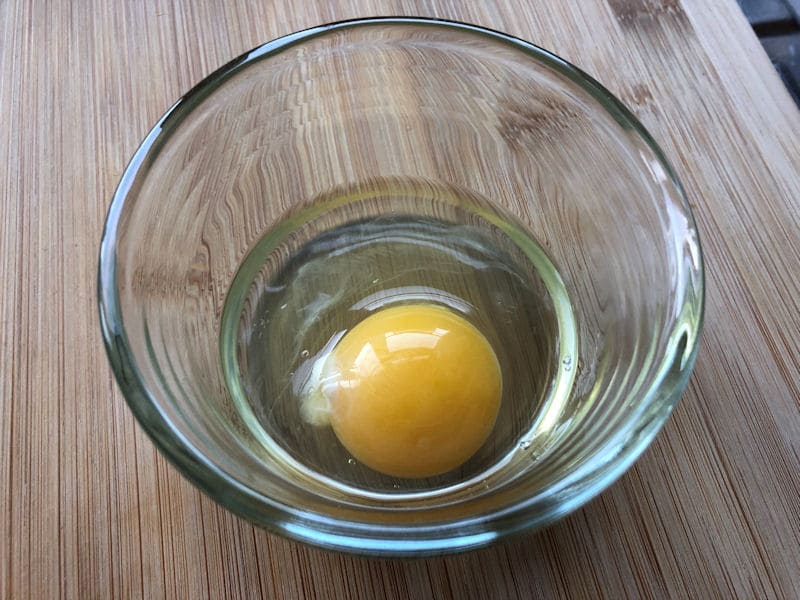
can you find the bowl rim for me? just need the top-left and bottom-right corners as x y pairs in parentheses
(98, 16), (705, 557)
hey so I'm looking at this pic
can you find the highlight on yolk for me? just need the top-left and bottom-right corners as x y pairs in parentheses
(300, 304), (502, 479)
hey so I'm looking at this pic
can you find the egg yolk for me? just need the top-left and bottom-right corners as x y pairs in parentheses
(303, 304), (502, 479)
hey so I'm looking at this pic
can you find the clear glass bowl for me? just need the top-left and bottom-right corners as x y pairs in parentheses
(98, 18), (704, 556)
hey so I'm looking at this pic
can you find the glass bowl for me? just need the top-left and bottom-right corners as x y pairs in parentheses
(98, 17), (704, 556)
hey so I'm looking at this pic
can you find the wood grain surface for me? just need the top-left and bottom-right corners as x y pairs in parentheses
(1, 1), (799, 598)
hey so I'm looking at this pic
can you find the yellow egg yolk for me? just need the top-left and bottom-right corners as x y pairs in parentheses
(303, 304), (502, 479)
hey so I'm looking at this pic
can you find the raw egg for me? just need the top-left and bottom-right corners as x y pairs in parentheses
(301, 304), (502, 478)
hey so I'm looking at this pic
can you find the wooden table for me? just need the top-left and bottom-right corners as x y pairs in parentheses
(2, 1), (799, 597)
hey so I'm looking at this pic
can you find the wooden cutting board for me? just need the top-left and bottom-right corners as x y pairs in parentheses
(1, 1), (798, 597)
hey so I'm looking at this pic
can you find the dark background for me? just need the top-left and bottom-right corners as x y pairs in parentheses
(737, 0), (800, 104)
